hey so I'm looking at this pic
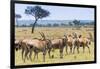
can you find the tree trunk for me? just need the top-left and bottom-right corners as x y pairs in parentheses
(31, 19), (38, 33)
(16, 19), (18, 27)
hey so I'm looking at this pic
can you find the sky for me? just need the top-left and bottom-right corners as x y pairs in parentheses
(15, 3), (94, 20)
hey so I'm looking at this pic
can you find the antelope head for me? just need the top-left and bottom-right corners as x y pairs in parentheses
(15, 40), (22, 51)
(72, 32), (78, 39)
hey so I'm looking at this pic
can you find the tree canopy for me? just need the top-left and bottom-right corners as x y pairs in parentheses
(73, 20), (80, 26)
(15, 14), (21, 18)
(25, 6), (50, 20)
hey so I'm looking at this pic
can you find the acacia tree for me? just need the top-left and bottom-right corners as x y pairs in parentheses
(15, 14), (21, 27)
(73, 20), (80, 26)
(73, 20), (81, 29)
(25, 6), (50, 33)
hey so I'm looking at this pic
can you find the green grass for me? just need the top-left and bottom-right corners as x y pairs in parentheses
(15, 27), (94, 65)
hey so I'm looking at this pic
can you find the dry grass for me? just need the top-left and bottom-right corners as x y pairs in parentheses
(15, 27), (95, 66)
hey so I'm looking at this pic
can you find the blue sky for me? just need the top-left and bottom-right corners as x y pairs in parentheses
(15, 3), (94, 20)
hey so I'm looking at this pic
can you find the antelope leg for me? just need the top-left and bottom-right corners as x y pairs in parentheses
(43, 52), (46, 62)
(29, 49), (32, 61)
(66, 46), (68, 55)
(60, 49), (63, 59)
(48, 49), (51, 58)
(70, 47), (72, 54)
(77, 47), (79, 54)
(21, 48), (24, 61)
(86, 45), (90, 53)
(73, 45), (76, 54)
(33, 52), (36, 61)
(83, 46), (85, 53)
(37, 53), (38, 60)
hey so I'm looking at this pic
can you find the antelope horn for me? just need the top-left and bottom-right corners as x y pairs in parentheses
(39, 32), (43, 38)
(39, 32), (45, 40)
(41, 32), (46, 40)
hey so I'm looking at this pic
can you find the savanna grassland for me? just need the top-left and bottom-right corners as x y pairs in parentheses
(15, 27), (95, 66)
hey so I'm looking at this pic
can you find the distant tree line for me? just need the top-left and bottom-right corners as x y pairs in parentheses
(15, 20), (94, 27)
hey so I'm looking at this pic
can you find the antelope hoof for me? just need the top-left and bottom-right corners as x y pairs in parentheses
(51, 55), (54, 59)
